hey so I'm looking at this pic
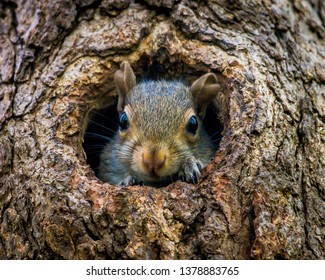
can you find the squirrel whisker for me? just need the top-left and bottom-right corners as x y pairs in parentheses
(85, 132), (113, 142)
(92, 111), (119, 126)
(89, 120), (117, 134)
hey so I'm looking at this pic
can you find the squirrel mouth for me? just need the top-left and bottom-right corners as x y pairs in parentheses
(148, 170), (159, 178)
(140, 170), (163, 180)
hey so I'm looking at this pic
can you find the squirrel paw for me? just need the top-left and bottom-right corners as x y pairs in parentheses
(178, 157), (203, 184)
(119, 175), (138, 187)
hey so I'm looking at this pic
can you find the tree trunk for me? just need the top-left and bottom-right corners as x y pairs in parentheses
(0, 0), (324, 259)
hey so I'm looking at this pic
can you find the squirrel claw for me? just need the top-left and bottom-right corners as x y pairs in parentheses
(178, 171), (186, 182)
(179, 157), (203, 184)
(118, 181), (126, 187)
(119, 175), (138, 186)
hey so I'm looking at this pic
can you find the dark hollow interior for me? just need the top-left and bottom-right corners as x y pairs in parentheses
(83, 105), (119, 175)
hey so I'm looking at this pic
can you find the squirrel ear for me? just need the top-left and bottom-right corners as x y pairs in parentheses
(114, 61), (136, 112)
(190, 73), (221, 118)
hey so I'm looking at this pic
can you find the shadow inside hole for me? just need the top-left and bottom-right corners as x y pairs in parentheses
(204, 104), (224, 151)
(83, 104), (119, 175)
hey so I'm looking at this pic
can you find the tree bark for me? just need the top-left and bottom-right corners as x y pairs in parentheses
(0, 0), (324, 259)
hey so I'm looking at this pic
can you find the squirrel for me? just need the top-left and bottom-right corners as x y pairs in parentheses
(98, 61), (222, 187)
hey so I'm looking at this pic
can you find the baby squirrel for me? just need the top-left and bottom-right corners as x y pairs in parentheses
(98, 61), (221, 187)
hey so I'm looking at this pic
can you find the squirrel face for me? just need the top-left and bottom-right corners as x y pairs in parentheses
(107, 61), (221, 185)
(117, 81), (202, 182)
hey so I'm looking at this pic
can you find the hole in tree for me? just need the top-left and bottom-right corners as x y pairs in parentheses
(83, 60), (224, 186)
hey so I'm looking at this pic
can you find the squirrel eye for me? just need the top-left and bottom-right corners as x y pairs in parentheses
(186, 115), (198, 135)
(119, 112), (129, 131)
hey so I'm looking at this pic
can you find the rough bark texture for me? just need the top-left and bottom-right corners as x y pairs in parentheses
(0, 0), (324, 259)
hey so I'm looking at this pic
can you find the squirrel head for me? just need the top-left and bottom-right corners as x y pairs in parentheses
(113, 61), (221, 183)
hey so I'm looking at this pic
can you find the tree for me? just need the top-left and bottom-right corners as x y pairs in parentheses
(0, 0), (324, 259)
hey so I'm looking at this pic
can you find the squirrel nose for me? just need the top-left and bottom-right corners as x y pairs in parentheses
(142, 147), (166, 174)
